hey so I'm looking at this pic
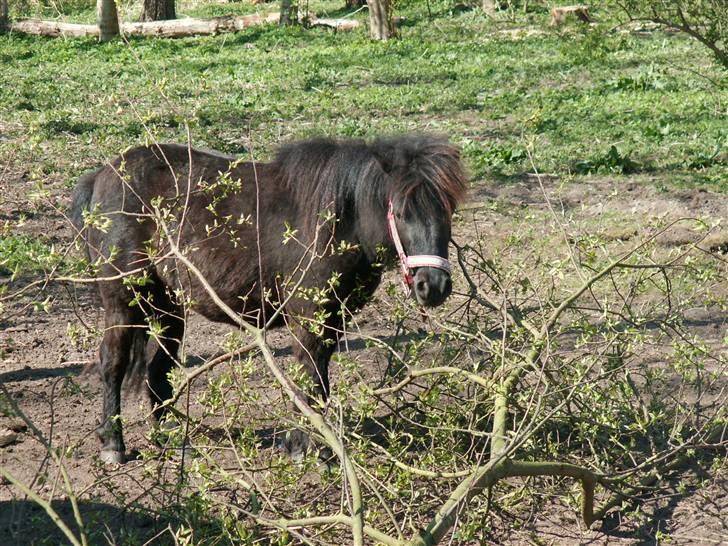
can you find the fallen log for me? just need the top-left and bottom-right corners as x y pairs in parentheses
(124, 13), (281, 37)
(8, 19), (98, 38)
(9, 13), (280, 38)
(309, 17), (360, 31)
(7, 12), (359, 38)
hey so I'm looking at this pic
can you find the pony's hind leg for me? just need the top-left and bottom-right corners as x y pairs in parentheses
(146, 295), (185, 426)
(96, 302), (145, 464)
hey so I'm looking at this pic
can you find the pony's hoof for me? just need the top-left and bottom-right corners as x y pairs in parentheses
(317, 447), (338, 473)
(99, 449), (125, 464)
(282, 430), (310, 461)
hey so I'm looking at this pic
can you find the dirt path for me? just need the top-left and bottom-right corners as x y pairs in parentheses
(1, 172), (726, 545)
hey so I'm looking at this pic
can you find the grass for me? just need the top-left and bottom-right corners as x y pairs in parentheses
(1, 0), (726, 193)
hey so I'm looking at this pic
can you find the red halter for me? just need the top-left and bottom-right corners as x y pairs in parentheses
(386, 199), (451, 291)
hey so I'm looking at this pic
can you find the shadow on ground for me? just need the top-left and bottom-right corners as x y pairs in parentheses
(0, 499), (165, 545)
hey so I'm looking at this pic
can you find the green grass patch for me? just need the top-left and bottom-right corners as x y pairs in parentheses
(0, 1), (726, 190)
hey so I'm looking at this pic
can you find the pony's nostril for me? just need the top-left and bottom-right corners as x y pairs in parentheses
(415, 279), (429, 298)
(444, 277), (452, 295)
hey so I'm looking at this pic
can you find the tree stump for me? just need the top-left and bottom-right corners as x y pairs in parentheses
(550, 5), (590, 26)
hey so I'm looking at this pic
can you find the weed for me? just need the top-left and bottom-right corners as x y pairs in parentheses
(574, 145), (641, 175)
(0, 235), (62, 277)
(40, 114), (99, 137)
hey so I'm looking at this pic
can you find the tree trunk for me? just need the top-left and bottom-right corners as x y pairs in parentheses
(141, 0), (176, 22)
(368, 0), (394, 40)
(0, 0), (8, 33)
(96, 0), (119, 41)
(279, 0), (297, 26)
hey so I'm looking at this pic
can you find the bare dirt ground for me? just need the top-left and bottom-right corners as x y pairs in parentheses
(1, 170), (726, 545)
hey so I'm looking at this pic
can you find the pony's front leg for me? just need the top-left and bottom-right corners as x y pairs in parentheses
(285, 326), (337, 460)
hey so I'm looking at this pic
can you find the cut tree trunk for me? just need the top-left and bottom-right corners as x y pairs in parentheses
(96, 0), (119, 41)
(368, 0), (394, 40)
(141, 0), (176, 22)
(8, 13), (359, 38)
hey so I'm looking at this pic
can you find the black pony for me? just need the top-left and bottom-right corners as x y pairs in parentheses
(71, 134), (467, 463)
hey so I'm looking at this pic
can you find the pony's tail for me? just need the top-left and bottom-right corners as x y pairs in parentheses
(73, 168), (149, 391)
(70, 168), (99, 233)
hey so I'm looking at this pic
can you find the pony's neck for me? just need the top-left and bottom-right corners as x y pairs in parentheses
(354, 197), (391, 263)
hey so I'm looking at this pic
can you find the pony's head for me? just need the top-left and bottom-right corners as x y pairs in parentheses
(274, 134), (467, 307)
(374, 135), (467, 307)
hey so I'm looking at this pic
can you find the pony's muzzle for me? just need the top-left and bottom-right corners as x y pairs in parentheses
(413, 268), (452, 307)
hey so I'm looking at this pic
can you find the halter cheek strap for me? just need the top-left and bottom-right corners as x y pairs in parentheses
(386, 199), (451, 290)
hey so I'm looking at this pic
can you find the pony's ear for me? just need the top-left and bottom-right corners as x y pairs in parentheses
(369, 141), (400, 174)
(369, 134), (468, 215)
(370, 151), (392, 174)
(369, 135), (430, 175)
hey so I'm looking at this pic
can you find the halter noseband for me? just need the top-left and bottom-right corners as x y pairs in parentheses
(386, 199), (451, 290)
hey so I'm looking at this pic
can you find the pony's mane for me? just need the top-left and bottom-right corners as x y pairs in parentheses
(272, 134), (467, 231)
(369, 134), (467, 217)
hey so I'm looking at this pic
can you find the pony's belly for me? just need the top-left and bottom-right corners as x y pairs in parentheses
(189, 293), (282, 330)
